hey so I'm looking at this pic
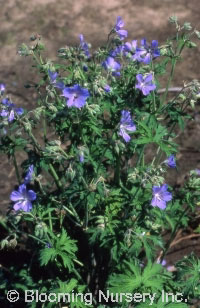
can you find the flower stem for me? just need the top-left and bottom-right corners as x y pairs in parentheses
(150, 59), (156, 113)
(49, 163), (63, 189)
(28, 234), (47, 245)
(161, 57), (177, 105)
(48, 211), (53, 232)
(12, 152), (21, 185)
(43, 109), (47, 143)
(114, 151), (121, 185)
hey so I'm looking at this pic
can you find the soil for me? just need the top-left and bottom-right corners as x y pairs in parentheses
(0, 0), (200, 305)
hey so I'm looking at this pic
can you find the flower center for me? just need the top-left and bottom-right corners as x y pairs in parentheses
(155, 193), (161, 201)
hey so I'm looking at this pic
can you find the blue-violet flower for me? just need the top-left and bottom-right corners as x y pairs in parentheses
(0, 84), (5, 95)
(151, 184), (172, 210)
(104, 84), (111, 93)
(48, 70), (64, 90)
(10, 184), (36, 212)
(110, 45), (125, 57)
(62, 84), (90, 109)
(124, 40), (137, 57)
(134, 39), (160, 64)
(166, 155), (176, 168)
(114, 16), (128, 40)
(102, 57), (121, 76)
(24, 165), (34, 184)
(119, 110), (136, 142)
(48, 70), (58, 84)
(135, 74), (156, 96)
(79, 152), (84, 163)
(157, 259), (167, 266)
(1, 98), (24, 122)
(195, 169), (200, 175)
(79, 34), (90, 58)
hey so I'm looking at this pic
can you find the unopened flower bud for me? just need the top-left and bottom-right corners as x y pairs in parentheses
(9, 238), (17, 249)
(169, 16), (178, 24)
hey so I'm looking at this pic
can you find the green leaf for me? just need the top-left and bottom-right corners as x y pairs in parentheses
(109, 261), (169, 295)
(40, 247), (57, 266)
(39, 229), (78, 271)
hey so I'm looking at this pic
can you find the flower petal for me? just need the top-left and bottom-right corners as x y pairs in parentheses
(0, 110), (8, 117)
(125, 124), (136, 132)
(8, 110), (15, 122)
(10, 191), (23, 202)
(116, 16), (124, 29)
(160, 184), (168, 192)
(27, 190), (37, 201)
(162, 191), (172, 202)
(144, 74), (153, 83)
(143, 53), (151, 64)
(15, 200), (33, 212)
(15, 108), (24, 115)
(142, 87), (150, 96)
(24, 165), (34, 184)
(55, 81), (65, 90)
(18, 184), (27, 195)
(152, 186), (160, 194)
(13, 201), (24, 211)
(119, 128), (131, 142)
(116, 29), (128, 40)
(74, 97), (86, 109)
(151, 40), (158, 48)
(136, 74), (143, 83)
(151, 197), (166, 209)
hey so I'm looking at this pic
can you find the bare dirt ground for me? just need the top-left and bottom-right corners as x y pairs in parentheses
(0, 0), (200, 297)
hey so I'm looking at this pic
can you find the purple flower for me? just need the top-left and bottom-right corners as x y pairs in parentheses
(119, 110), (136, 142)
(79, 152), (84, 163)
(166, 155), (176, 168)
(48, 70), (65, 90)
(135, 74), (156, 96)
(46, 243), (52, 248)
(10, 184), (36, 212)
(62, 84), (90, 109)
(1, 98), (24, 122)
(102, 57), (121, 76)
(166, 265), (175, 272)
(124, 40), (138, 58)
(195, 169), (200, 175)
(115, 16), (128, 40)
(104, 84), (111, 93)
(151, 184), (172, 210)
(110, 45), (125, 57)
(134, 39), (160, 64)
(2, 98), (10, 106)
(0, 109), (15, 122)
(83, 64), (88, 72)
(157, 259), (167, 266)
(0, 84), (5, 95)
(48, 70), (58, 84)
(79, 34), (90, 58)
(55, 81), (65, 90)
(24, 165), (34, 184)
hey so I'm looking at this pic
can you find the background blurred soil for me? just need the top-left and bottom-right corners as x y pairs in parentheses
(0, 0), (200, 298)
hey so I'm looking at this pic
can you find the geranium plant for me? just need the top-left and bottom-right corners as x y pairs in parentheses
(0, 16), (200, 307)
